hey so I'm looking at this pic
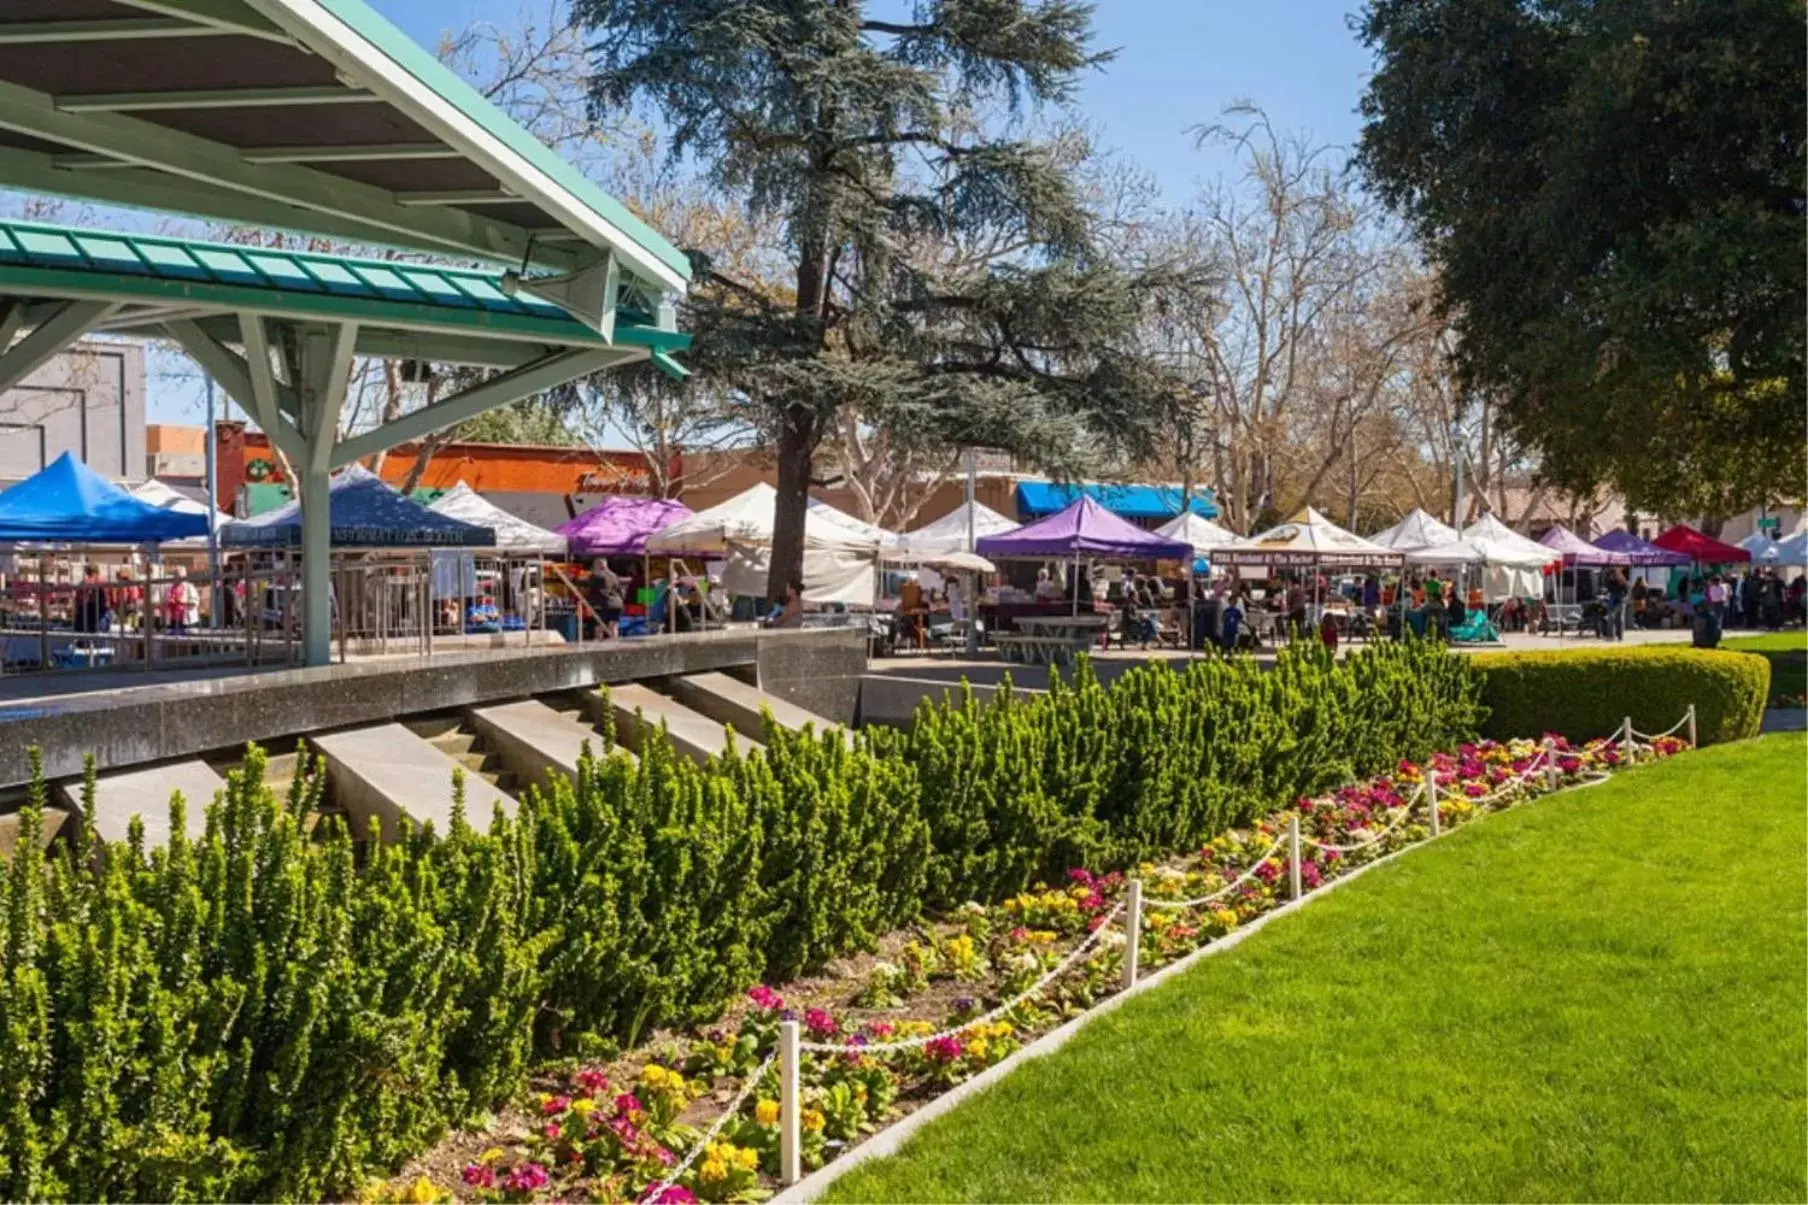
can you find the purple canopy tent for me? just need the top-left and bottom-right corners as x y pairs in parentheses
(1539, 524), (1632, 567)
(1539, 524), (1632, 635)
(557, 496), (694, 558)
(979, 496), (1193, 617)
(977, 496), (1192, 561)
(1592, 529), (1691, 567)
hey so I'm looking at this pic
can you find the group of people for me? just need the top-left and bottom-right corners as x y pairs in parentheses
(580, 559), (732, 639)
(69, 564), (201, 635)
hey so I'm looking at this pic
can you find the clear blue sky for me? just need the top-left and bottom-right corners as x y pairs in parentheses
(372, 0), (1374, 204)
(144, 0), (1374, 423)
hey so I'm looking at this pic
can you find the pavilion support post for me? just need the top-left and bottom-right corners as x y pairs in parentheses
(300, 461), (332, 666)
(294, 321), (355, 667)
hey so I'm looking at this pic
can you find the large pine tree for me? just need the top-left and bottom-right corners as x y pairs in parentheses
(576, 0), (1190, 598)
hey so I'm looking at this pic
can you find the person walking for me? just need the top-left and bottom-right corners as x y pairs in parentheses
(585, 560), (623, 639)
(74, 565), (111, 634)
(164, 567), (199, 635)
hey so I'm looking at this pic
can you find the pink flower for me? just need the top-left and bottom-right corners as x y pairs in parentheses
(1067, 867), (1096, 886)
(1559, 756), (1581, 773)
(609, 1114), (641, 1144)
(925, 1036), (964, 1063)
(462, 1164), (496, 1189)
(503, 1162), (549, 1193)
(643, 1187), (699, 1205)
(614, 1092), (644, 1116)
(575, 1067), (609, 1095)
(1300, 862), (1322, 889)
(543, 1094), (571, 1116)
(1465, 783), (1485, 798)
(747, 984), (785, 1012)
(1254, 860), (1279, 884)
(543, 1121), (562, 1141)
(865, 1020), (895, 1038)
(804, 1007), (838, 1037)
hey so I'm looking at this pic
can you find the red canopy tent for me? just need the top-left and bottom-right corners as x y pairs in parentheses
(1651, 525), (1750, 564)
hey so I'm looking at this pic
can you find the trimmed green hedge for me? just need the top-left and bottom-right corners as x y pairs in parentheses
(1470, 646), (1768, 746)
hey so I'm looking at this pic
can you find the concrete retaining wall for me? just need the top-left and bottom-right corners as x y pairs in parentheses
(0, 629), (867, 789)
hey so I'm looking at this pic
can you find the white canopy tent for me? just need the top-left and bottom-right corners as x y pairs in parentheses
(1369, 508), (1460, 552)
(1448, 514), (1558, 600)
(1156, 511), (1241, 560)
(645, 483), (884, 604)
(1773, 529), (1808, 567)
(1738, 532), (1783, 564)
(129, 478), (232, 543)
(428, 483), (567, 555)
(1217, 507), (1404, 569)
(891, 500), (1018, 559)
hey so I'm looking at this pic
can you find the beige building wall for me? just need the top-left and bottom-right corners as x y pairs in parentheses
(0, 341), (145, 487)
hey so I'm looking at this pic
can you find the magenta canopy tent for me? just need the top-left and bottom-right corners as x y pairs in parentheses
(1592, 529), (1691, 567)
(557, 496), (694, 558)
(977, 495), (1193, 561)
(1539, 524), (1632, 567)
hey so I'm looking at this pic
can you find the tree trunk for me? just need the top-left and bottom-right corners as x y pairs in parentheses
(767, 232), (830, 602)
(767, 407), (817, 604)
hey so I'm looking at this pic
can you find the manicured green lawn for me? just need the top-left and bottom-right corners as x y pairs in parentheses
(1725, 632), (1808, 653)
(1726, 634), (1808, 699)
(825, 735), (1808, 1203)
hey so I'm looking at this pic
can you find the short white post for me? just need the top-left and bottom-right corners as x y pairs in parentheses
(1121, 879), (1143, 990)
(1686, 703), (1697, 748)
(1622, 715), (1634, 763)
(1426, 774), (1440, 837)
(779, 1020), (801, 1186)
(1543, 737), (1560, 791)
(1287, 814), (1302, 901)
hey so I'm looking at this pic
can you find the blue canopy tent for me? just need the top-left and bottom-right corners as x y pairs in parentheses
(0, 452), (207, 543)
(220, 465), (492, 549)
(1015, 480), (1219, 521)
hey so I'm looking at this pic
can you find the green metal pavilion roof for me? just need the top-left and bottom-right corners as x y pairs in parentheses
(0, 218), (689, 371)
(0, 0), (691, 298)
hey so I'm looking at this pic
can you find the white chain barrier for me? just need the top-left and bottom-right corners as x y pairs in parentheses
(1298, 781), (1425, 854)
(1626, 703), (1695, 745)
(1142, 834), (1287, 910)
(795, 902), (1127, 1056)
(647, 1052), (778, 1202)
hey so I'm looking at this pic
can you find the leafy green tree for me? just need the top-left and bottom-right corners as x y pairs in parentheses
(1356, 0), (1805, 516)
(575, 0), (1196, 598)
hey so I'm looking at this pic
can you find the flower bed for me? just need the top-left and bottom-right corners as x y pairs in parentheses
(398, 732), (1685, 1204)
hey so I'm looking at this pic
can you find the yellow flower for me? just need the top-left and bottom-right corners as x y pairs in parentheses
(754, 1099), (780, 1126)
(405, 1176), (444, 1204)
(478, 1147), (506, 1166)
(571, 1097), (597, 1118)
(700, 1159), (728, 1183)
(801, 1108), (826, 1133)
(1213, 909), (1239, 929)
(640, 1063), (668, 1087)
(734, 1146), (760, 1171)
(964, 1038), (989, 1060)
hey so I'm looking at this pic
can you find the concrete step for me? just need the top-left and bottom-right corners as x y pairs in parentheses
(665, 671), (846, 743)
(0, 805), (71, 859)
(467, 699), (629, 795)
(55, 759), (224, 848)
(311, 723), (514, 841)
(603, 683), (763, 766)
